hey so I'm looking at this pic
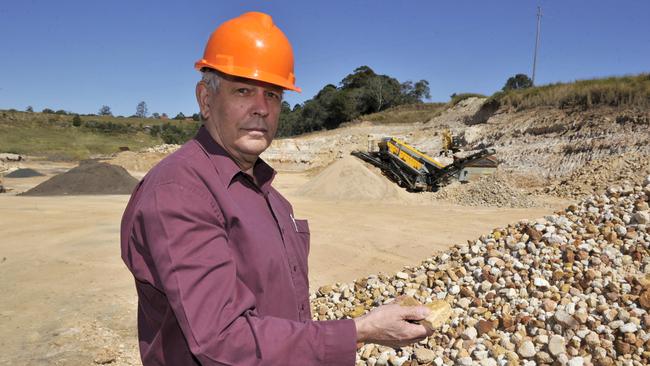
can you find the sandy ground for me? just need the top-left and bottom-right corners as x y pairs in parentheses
(0, 165), (571, 365)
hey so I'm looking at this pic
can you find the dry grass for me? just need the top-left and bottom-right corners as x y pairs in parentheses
(0, 110), (192, 160)
(362, 103), (446, 124)
(449, 93), (486, 107)
(491, 73), (650, 111)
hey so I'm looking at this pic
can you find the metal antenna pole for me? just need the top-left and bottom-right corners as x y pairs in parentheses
(532, 6), (542, 85)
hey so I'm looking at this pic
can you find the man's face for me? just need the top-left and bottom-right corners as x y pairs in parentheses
(197, 74), (283, 168)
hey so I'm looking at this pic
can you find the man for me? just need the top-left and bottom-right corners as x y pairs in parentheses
(121, 12), (432, 365)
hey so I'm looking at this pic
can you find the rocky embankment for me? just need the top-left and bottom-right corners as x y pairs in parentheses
(312, 176), (650, 366)
(475, 107), (650, 180)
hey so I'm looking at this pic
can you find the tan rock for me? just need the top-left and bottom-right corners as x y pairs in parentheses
(347, 305), (366, 318)
(396, 295), (452, 330)
(639, 291), (650, 310)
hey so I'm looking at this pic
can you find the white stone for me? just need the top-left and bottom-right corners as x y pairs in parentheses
(480, 358), (497, 366)
(567, 357), (584, 366)
(548, 335), (566, 356)
(518, 340), (536, 358)
(619, 323), (638, 333)
(449, 285), (460, 295)
(534, 278), (550, 288)
(395, 271), (409, 280)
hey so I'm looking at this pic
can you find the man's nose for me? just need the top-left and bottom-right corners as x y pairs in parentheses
(251, 89), (270, 118)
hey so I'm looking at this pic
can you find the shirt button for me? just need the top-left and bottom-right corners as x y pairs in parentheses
(293, 265), (297, 272)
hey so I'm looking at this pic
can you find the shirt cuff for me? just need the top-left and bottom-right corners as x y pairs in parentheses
(323, 319), (357, 366)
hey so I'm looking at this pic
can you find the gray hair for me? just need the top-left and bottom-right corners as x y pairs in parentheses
(201, 69), (222, 92)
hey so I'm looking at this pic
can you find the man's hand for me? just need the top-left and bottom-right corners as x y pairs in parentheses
(354, 302), (434, 347)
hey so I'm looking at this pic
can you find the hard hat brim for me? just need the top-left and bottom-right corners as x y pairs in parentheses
(195, 61), (301, 93)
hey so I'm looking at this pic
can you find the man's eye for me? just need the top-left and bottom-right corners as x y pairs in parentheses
(236, 88), (250, 95)
(266, 91), (281, 100)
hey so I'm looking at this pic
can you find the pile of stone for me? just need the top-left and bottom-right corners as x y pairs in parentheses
(142, 144), (180, 154)
(312, 175), (650, 366)
(431, 172), (540, 208)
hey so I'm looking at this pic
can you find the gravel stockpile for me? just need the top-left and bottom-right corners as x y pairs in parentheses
(297, 156), (410, 201)
(4, 168), (44, 178)
(432, 173), (540, 208)
(21, 161), (138, 196)
(311, 175), (650, 366)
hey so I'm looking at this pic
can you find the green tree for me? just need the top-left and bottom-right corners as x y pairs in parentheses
(340, 65), (377, 89)
(72, 114), (82, 127)
(26, 106), (33, 112)
(401, 80), (431, 103)
(136, 101), (148, 118)
(174, 112), (186, 120)
(98, 105), (112, 116)
(503, 74), (533, 91)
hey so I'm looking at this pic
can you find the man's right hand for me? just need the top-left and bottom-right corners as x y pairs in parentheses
(353, 301), (434, 347)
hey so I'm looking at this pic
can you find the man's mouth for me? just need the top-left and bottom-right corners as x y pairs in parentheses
(242, 127), (268, 136)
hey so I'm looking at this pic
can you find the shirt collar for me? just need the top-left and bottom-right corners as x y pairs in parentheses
(193, 125), (276, 193)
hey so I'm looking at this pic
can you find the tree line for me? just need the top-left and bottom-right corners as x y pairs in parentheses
(28, 102), (199, 121)
(277, 65), (431, 136)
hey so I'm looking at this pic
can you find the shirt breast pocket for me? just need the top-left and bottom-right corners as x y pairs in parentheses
(289, 218), (310, 278)
(293, 218), (310, 256)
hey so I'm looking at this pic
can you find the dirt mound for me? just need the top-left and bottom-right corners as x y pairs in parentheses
(21, 162), (138, 196)
(105, 151), (168, 173)
(432, 171), (540, 208)
(296, 155), (409, 201)
(5, 168), (44, 178)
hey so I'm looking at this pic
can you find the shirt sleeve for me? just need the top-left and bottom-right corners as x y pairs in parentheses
(134, 182), (357, 365)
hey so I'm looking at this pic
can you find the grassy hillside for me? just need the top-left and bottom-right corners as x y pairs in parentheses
(362, 102), (446, 124)
(0, 110), (199, 160)
(491, 73), (650, 111)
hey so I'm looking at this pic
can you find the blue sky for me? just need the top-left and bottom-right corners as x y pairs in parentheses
(0, 1), (648, 117)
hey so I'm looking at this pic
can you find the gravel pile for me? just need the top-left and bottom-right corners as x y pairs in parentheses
(143, 144), (181, 153)
(432, 173), (540, 208)
(4, 168), (44, 178)
(297, 156), (410, 202)
(21, 161), (138, 196)
(311, 175), (650, 366)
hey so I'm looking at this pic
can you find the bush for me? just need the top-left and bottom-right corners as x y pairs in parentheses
(449, 93), (486, 107)
(72, 115), (82, 127)
(83, 120), (133, 134)
(503, 74), (533, 91)
(150, 122), (200, 144)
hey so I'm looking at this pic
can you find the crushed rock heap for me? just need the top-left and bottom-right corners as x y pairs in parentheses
(21, 161), (138, 196)
(4, 168), (44, 178)
(311, 175), (650, 366)
(431, 172), (540, 208)
(296, 156), (410, 202)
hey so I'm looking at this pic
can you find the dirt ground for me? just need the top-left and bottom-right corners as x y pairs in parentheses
(0, 162), (571, 365)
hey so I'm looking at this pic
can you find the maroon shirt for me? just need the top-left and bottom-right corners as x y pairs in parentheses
(121, 126), (357, 365)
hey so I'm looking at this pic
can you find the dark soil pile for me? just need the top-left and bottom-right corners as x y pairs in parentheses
(21, 162), (138, 196)
(5, 168), (45, 178)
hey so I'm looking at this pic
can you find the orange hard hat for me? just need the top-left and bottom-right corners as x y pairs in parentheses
(195, 12), (301, 92)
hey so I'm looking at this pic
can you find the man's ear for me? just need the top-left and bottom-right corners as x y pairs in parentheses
(196, 82), (211, 120)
